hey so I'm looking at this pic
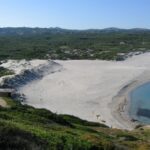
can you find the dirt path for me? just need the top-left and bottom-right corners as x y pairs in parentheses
(0, 97), (8, 107)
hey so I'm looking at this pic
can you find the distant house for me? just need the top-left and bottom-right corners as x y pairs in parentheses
(0, 89), (13, 97)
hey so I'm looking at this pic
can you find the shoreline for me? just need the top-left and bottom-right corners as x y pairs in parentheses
(111, 71), (150, 130)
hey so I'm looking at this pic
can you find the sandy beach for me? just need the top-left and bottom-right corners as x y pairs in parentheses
(111, 70), (150, 129)
(1, 53), (150, 130)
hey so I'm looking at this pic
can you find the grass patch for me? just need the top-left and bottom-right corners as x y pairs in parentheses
(0, 98), (150, 149)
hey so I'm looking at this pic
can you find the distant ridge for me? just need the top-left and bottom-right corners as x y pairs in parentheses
(0, 27), (150, 36)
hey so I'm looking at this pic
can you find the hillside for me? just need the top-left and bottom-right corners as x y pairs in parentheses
(0, 97), (150, 150)
(0, 28), (150, 60)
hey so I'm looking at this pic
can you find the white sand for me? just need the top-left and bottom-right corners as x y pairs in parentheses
(2, 53), (150, 129)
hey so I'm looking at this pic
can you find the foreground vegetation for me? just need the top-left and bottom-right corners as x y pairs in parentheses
(0, 97), (149, 150)
(0, 28), (150, 60)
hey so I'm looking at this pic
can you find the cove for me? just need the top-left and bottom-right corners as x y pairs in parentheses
(129, 82), (150, 124)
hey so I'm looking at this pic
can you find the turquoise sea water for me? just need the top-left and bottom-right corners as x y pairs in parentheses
(129, 82), (150, 124)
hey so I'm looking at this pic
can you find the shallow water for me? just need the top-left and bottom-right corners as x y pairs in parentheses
(130, 82), (150, 124)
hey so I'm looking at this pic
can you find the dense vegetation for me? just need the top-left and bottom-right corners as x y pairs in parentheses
(0, 97), (149, 150)
(0, 28), (150, 60)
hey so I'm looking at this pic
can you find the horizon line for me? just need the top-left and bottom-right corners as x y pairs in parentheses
(0, 26), (150, 30)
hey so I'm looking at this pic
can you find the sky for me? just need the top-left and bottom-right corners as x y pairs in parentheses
(0, 0), (150, 29)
